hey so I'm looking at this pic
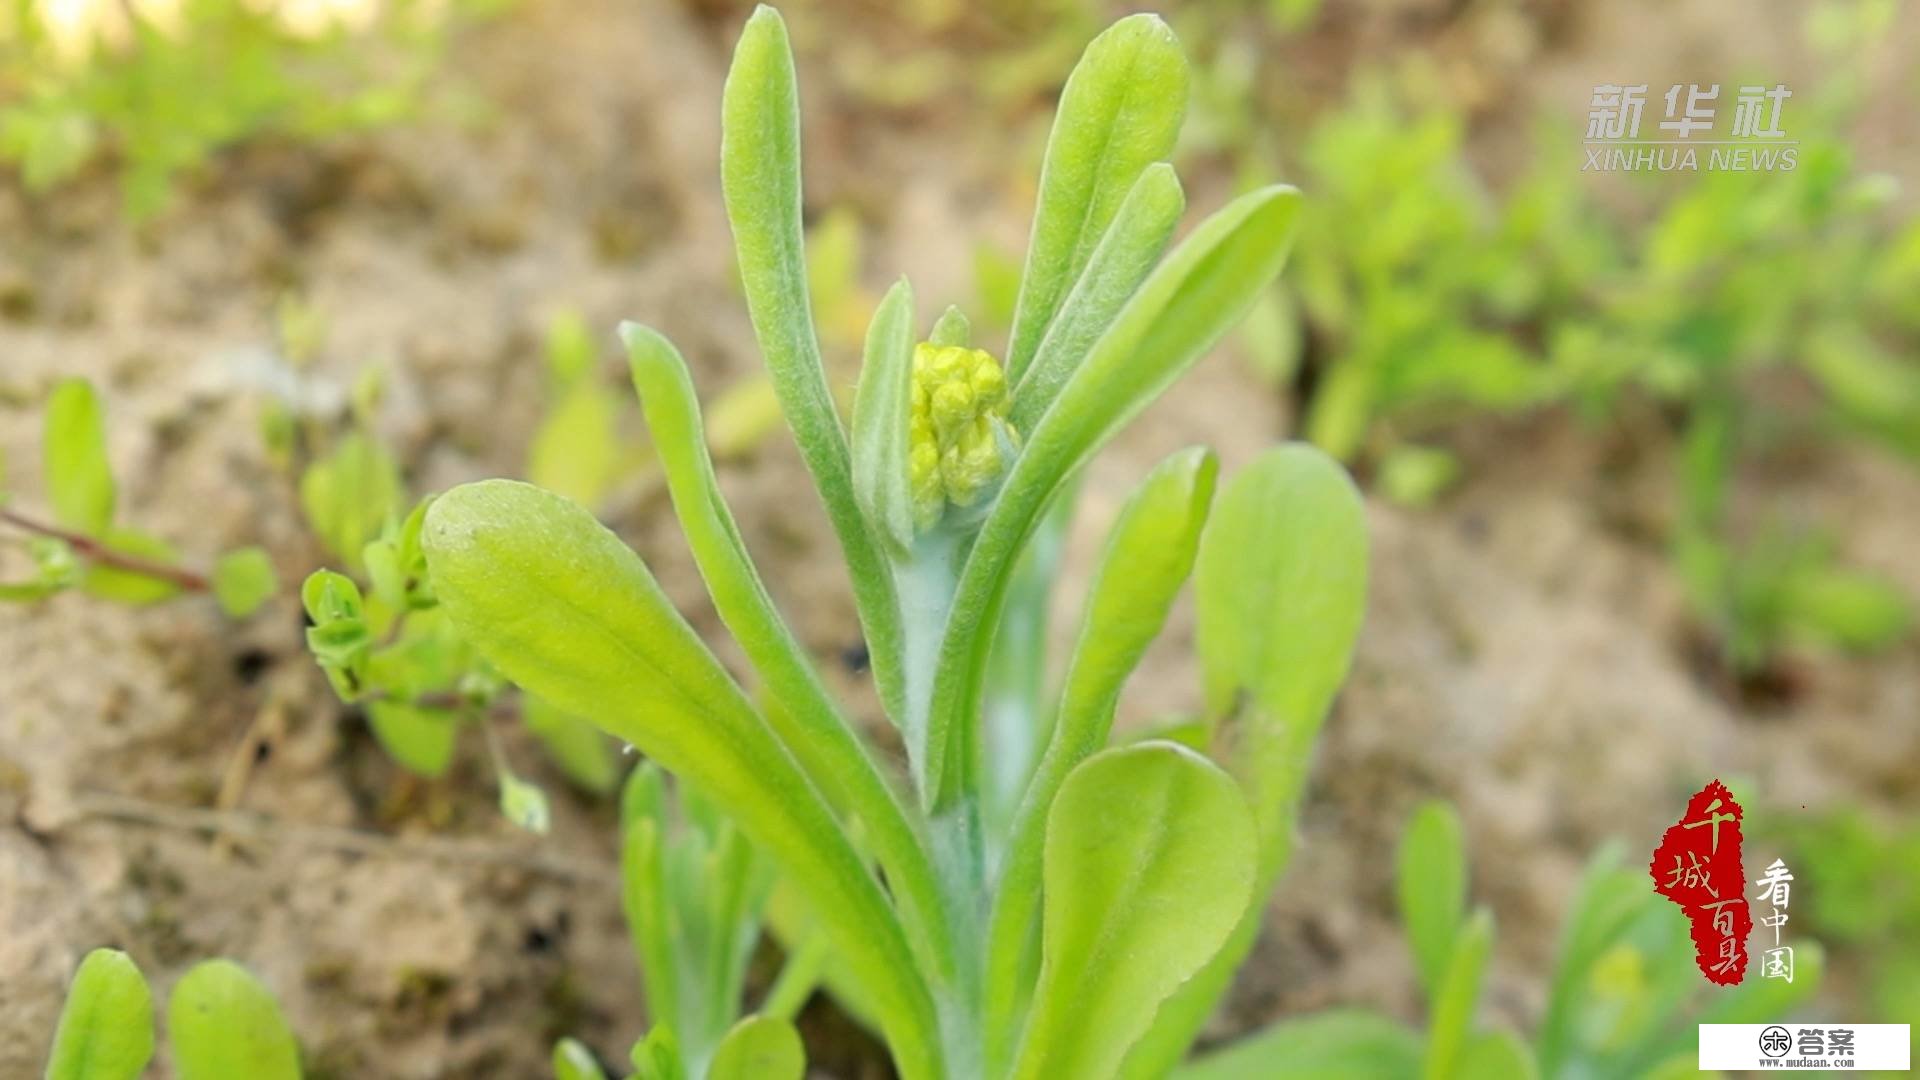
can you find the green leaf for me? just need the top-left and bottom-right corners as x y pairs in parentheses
(499, 769), (552, 834)
(1424, 909), (1494, 1080)
(1173, 1010), (1422, 1080)
(1009, 741), (1256, 1080)
(1118, 445), (1370, 1078)
(1005, 13), (1190, 381)
(168, 959), (301, 1080)
(529, 381), (622, 509)
(927, 184), (1305, 809)
(299, 430), (403, 574)
(551, 1037), (608, 1080)
(624, 323), (950, 982)
(1194, 444), (1367, 874)
(80, 529), (182, 605)
(928, 305), (971, 347)
(720, 4), (906, 721)
(707, 1015), (804, 1080)
(1457, 1030), (1536, 1080)
(365, 700), (459, 777)
(523, 696), (621, 795)
(212, 547), (278, 617)
(1399, 800), (1468, 1001)
(43, 378), (115, 534)
(984, 446), (1216, 1074)
(850, 278), (919, 553)
(420, 479), (940, 1079)
(1008, 162), (1185, 435)
(43, 948), (153, 1080)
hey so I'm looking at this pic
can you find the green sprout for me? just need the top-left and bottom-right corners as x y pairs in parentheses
(411, 7), (1370, 1077)
(1, 378), (276, 617)
(1182, 800), (1823, 1080)
(43, 949), (302, 1080)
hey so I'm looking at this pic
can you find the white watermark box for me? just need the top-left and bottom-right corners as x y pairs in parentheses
(1700, 1024), (1911, 1071)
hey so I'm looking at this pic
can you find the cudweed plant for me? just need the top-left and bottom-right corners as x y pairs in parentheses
(418, 7), (1366, 1078)
(0, 378), (276, 616)
(1181, 801), (1821, 1080)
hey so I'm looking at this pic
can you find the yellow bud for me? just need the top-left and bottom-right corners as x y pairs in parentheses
(906, 342), (1017, 530)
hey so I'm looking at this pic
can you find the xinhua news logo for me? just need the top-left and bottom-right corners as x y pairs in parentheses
(1583, 83), (1797, 172)
(1699, 1024), (1912, 1071)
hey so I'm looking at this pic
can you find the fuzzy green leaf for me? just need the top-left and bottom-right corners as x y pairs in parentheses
(43, 378), (115, 534)
(1010, 741), (1255, 1080)
(1009, 162), (1185, 435)
(212, 547), (278, 618)
(720, 5), (906, 720)
(420, 479), (939, 1079)
(1194, 443), (1367, 873)
(928, 305), (971, 347)
(1399, 800), (1468, 1001)
(1005, 13), (1190, 381)
(624, 322), (950, 982)
(168, 960), (301, 1080)
(850, 278), (919, 553)
(926, 184), (1305, 809)
(1424, 909), (1494, 1080)
(984, 446), (1216, 1073)
(1119, 445), (1370, 1078)
(707, 1015), (804, 1080)
(42, 949), (153, 1080)
(499, 769), (553, 834)
(1173, 1010), (1422, 1080)
(551, 1038), (609, 1080)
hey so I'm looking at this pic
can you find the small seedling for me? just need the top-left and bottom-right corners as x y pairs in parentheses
(1, 378), (276, 617)
(42, 949), (302, 1080)
(1179, 800), (1823, 1079)
(419, 8), (1366, 1076)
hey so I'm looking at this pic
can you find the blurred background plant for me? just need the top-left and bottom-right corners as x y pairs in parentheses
(0, 0), (506, 219)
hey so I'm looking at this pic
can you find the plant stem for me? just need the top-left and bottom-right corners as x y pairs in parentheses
(0, 506), (211, 591)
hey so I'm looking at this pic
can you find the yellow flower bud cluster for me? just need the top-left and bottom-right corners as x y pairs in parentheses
(908, 343), (1015, 530)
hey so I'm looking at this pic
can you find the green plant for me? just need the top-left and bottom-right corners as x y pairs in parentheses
(1, 377), (276, 615)
(0, 0), (497, 219)
(550, 763), (824, 1080)
(410, 8), (1372, 1077)
(43, 949), (302, 1079)
(1180, 800), (1824, 1079)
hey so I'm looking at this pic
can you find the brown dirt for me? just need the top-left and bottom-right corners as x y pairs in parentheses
(2, 0), (1916, 1077)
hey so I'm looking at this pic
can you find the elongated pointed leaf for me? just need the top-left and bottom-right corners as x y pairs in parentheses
(79, 529), (181, 605)
(43, 379), (114, 534)
(1009, 162), (1185, 435)
(1173, 1010), (1423, 1080)
(925, 185), (1304, 809)
(1424, 909), (1494, 1080)
(1005, 13), (1189, 380)
(1399, 801), (1468, 1001)
(928, 305), (970, 347)
(707, 1015), (803, 1080)
(984, 447), (1216, 1074)
(1009, 741), (1255, 1080)
(421, 480), (939, 1078)
(1119, 445), (1369, 1078)
(43, 949), (153, 1080)
(721, 5), (906, 719)
(1195, 443), (1367, 874)
(623, 323), (950, 982)
(850, 278), (918, 553)
(169, 960), (301, 1080)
